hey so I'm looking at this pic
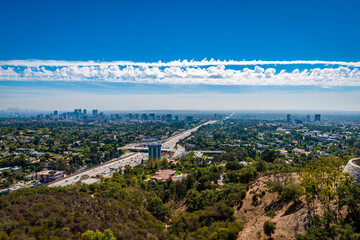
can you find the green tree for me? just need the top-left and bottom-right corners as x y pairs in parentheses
(81, 229), (116, 240)
(300, 157), (343, 211)
(263, 221), (276, 239)
(280, 183), (303, 204)
(262, 150), (277, 163)
(146, 197), (168, 221)
(0, 231), (9, 240)
(186, 189), (201, 212)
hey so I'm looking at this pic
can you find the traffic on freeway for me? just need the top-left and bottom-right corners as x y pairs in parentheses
(49, 152), (147, 187)
(49, 120), (218, 187)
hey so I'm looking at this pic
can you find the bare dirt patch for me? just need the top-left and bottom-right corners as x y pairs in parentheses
(236, 173), (312, 240)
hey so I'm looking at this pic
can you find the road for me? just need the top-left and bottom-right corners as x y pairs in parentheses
(49, 120), (217, 187)
(49, 152), (146, 187)
(224, 112), (235, 120)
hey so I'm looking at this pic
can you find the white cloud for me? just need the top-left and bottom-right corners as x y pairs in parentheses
(1, 59), (360, 67)
(0, 59), (360, 86)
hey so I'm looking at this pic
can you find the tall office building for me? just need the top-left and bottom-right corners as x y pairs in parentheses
(306, 115), (311, 122)
(148, 143), (162, 160)
(54, 110), (58, 116)
(214, 113), (222, 120)
(83, 109), (87, 115)
(315, 114), (321, 122)
(166, 114), (172, 122)
(149, 113), (155, 121)
(92, 109), (98, 115)
(142, 114), (148, 121)
(287, 114), (291, 122)
(186, 116), (194, 122)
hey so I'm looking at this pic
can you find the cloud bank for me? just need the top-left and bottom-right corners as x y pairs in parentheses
(1, 59), (360, 67)
(0, 59), (360, 86)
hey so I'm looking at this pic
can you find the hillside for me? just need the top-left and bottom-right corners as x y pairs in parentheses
(236, 173), (312, 240)
(1, 152), (359, 240)
(0, 188), (164, 239)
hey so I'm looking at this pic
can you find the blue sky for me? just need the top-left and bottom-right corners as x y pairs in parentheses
(0, 0), (360, 111)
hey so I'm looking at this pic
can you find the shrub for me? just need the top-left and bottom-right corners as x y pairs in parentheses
(81, 229), (116, 240)
(263, 221), (276, 238)
(269, 182), (283, 194)
(280, 183), (303, 203)
(265, 210), (277, 219)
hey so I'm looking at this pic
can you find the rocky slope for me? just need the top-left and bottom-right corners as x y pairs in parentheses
(235, 173), (314, 240)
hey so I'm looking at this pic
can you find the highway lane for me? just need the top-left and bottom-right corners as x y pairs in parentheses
(49, 120), (218, 187)
(49, 152), (147, 187)
(224, 112), (235, 120)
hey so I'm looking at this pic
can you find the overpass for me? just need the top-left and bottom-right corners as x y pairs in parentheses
(193, 150), (225, 154)
(125, 147), (173, 153)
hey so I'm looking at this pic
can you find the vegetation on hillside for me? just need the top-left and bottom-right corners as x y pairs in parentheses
(1, 119), (359, 239)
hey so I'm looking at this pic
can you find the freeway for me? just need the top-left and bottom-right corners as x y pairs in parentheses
(224, 112), (235, 120)
(49, 120), (217, 187)
(48, 152), (146, 187)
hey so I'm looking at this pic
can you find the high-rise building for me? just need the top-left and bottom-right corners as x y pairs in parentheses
(92, 109), (98, 115)
(148, 143), (162, 160)
(149, 113), (155, 121)
(315, 114), (321, 122)
(306, 115), (311, 122)
(54, 110), (58, 116)
(174, 116), (179, 121)
(83, 109), (87, 115)
(287, 114), (291, 122)
(166, 114), (172, 122)
(186, 116), (194, 122)
(214, 113), (222, 120)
